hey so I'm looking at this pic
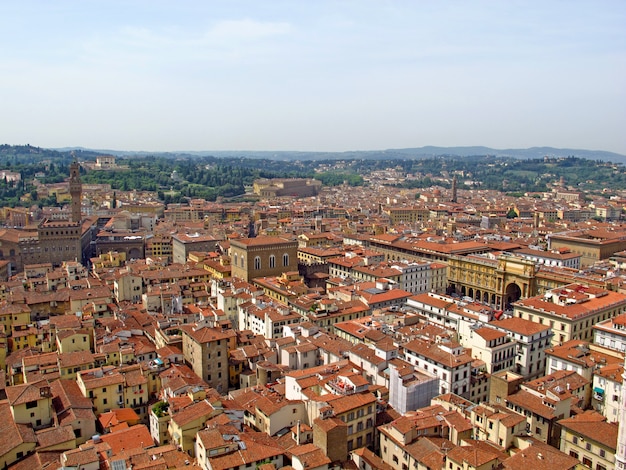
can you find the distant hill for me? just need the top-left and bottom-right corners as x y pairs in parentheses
(51, 145), (626, 164)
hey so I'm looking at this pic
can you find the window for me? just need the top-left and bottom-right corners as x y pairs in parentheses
(25, 400), (37, 409)
(582, 457), (592, 467)
(585, 442), (592, 451)
(572, 436), (578, 444)
(269, 255), (276, 268)
(254, 256), (261, 270)
(599, 449), (606, 458)
(569, 451), (578, 459)
(283, 253), (289, 267)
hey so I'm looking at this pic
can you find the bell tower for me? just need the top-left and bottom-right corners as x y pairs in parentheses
(69, 161), (82, 223)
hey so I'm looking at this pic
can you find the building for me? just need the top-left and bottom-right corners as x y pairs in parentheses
(388, 359), (439, 414)
(559, 410), (617, 470)
(447, 253), (537, 310)
(545, 340), (623, 383)
(513, 247), (581, 269)
(171, 232), (221, 264)
(470, 403), (526, 450)
(486, 316), (553, 380)
(5, 380), (53, 429)
(401, 338), (473, 399)
(548, 228), (626, 267)
(592, 361), (623, 422)
(253, 178), (321, 198)
(458, 325), (516, 375)
(514, 284), (626, 346)
(230, 236), (298, 282)
(195, 430), (285, 470)
(594, 312), (626, 353)
(180, 324), (237, 393)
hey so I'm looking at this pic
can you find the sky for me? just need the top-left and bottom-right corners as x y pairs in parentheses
(1, 1), (625, 154)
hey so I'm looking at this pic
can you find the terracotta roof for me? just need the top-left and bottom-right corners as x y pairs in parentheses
(231, 236), (295, 247)
(6, 379), (50, 406)
(290, 443), (331, 468)
(502, 440), (578, 470)
(171, 399), (215, 427)
(0, 402), (37, 458)
(180, 324), (236, 344)
(505, 390), (558, 420)
(204, 431), (285, 470)
(475, 327), (507, 341)
(447, 445), (499, 467)
(98, 424), (154, 455)
(489, 316), (551, 335)
(62, 446), (100, 466)
(403, 338), (473, 367)
(516, 286), (626, 320)
(558, 410), (618, 450)
(35, 424), (76, 449)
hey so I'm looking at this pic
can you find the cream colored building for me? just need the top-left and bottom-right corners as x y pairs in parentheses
(470, 403), (526, 450)
(76, 366), (125, 415)
(6, 380), (53, 429)
(514, 284), (626, 346)
(559, 411), (617, 470)
(113, 272), (143, 302)
(168, 400), (218, 456)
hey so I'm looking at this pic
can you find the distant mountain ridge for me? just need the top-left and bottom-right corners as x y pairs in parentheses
(50, 145), (626, 164)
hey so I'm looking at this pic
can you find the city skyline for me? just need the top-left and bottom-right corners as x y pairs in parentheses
(1, 1), (625, 154)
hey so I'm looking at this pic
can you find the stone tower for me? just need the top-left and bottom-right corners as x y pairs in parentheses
(616, 357), (626, 469)
(451, 175), (458, 203)
(69, 161), (82, 223)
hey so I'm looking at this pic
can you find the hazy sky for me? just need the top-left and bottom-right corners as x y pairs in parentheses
(1, 1), (625, 154)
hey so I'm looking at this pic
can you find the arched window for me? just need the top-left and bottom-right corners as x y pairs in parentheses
(269, 255), (276, 269)
(282, 253), (289, 267)
(233, 253), (238, 266)
(254, 256), (261, 270)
